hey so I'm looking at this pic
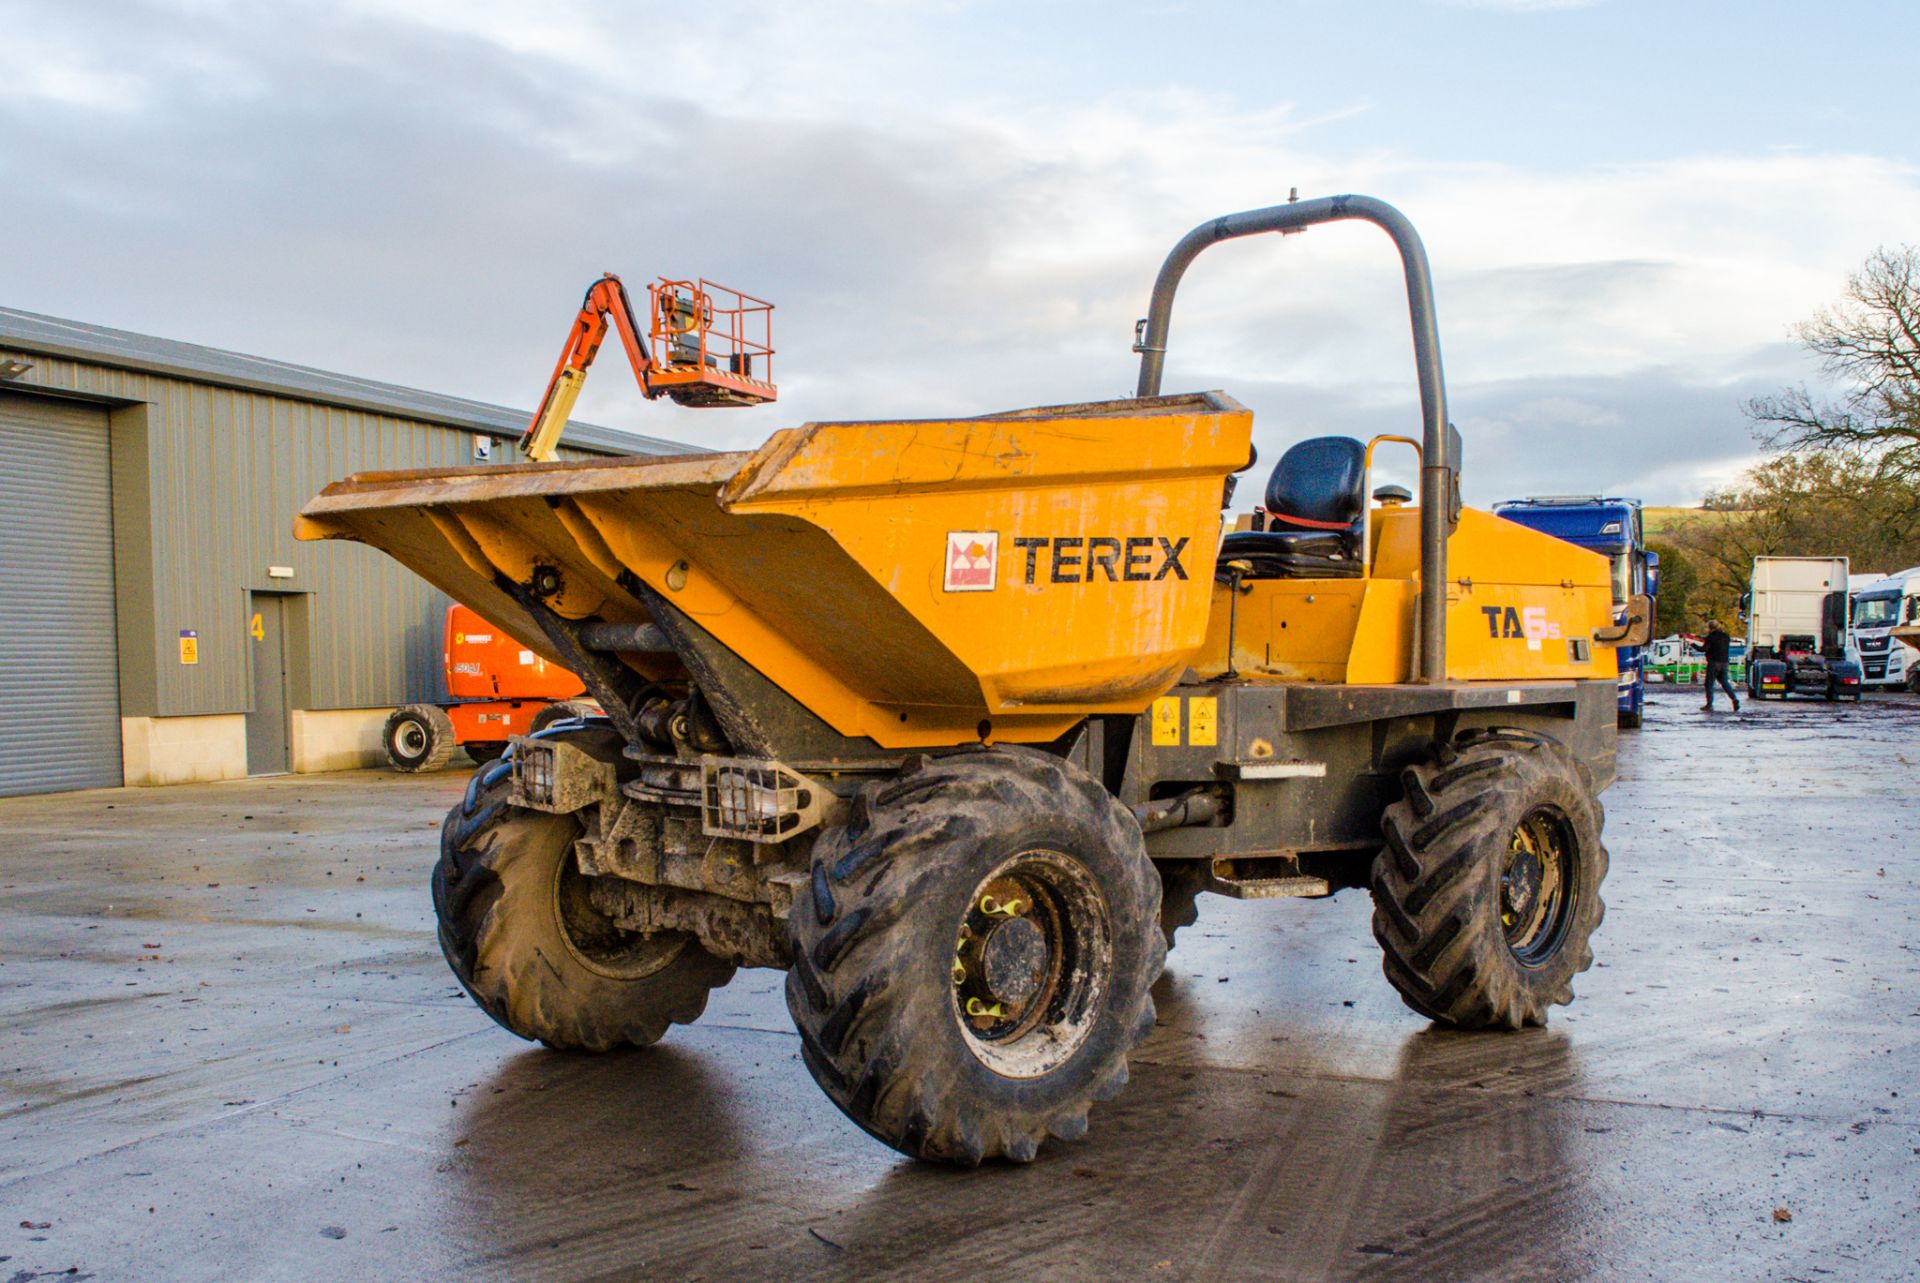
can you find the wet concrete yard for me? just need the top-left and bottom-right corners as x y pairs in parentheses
(4, 686), (1917, 1280)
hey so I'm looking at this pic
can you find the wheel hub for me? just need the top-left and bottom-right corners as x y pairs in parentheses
(1501, 806), (1576, 967)
(949, 854), (1111, 1079)
(980, 915), (1046, 1005)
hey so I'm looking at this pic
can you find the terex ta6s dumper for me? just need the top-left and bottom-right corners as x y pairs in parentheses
(296, 196), (1643, 1164)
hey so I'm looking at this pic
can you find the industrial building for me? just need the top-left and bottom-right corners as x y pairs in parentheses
(0, 308), (687, 797)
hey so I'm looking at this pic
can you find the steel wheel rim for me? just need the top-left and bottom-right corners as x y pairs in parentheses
(551, 844), (688, 981)
(1501, 805), (1577, 967)
(951, 849), (1111, 1079)
(391, 720), (427, 759)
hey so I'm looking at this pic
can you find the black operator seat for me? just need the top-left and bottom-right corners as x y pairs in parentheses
(1217, 436), (1368, 580)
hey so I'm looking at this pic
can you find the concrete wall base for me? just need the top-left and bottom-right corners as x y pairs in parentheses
(121, 715), (248, 786)
(290, 708), (391, 774)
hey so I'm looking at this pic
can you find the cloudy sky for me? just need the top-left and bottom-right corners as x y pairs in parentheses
(4, 0), (1918, 504)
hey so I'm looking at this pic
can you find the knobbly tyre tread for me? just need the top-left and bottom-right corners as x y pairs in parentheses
(385, 703), (457, 772)
(431, 726), (734, 1051)
(786, 746), (1163, 1165)
(1371, 730), (1608, 1030)
(1154, 859), (1210, 950)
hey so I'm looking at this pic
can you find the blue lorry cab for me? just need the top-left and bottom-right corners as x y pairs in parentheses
(1492, 496), (1655, 729)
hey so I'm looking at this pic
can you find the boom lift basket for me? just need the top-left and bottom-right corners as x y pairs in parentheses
(648, 278), (776, 407)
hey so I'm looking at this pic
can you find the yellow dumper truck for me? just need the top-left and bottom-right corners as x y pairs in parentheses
(297, 195), (1641, 1164)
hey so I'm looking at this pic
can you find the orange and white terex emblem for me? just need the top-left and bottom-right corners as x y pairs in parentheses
(944, 531), (998, 592)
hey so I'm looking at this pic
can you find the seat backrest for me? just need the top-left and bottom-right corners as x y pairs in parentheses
(1264, 436), (1366, 530)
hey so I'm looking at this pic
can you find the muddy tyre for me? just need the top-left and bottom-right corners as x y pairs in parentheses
(384, 703), (456, 772)
(432, 729), (735, 1050)
(786, 747), (1163, 1165)
(1155, 859), (1209, 950)
(1371, 732), (1607, 1030)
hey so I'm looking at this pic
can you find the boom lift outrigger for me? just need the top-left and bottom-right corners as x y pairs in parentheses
(519, 273), (776, 461)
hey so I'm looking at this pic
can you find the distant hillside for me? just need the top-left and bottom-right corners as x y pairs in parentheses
(1643, 506), (1740, 537)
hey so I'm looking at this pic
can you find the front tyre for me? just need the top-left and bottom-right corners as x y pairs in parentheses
(787, 747), (1162, 1165)
(432, 730), (734, 1050)
(1371, 732), (1608, 1030)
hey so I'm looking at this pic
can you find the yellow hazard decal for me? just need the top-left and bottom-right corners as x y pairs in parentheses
(1151, 696), (1181, 746)
(1188, 697), (1217, 747)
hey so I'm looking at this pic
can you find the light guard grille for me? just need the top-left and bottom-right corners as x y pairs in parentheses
(700, 758), (824, 841)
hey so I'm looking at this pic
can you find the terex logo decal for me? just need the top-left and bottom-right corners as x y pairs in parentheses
(944, 531), (998, 592)
(1011, 536), (1189, 585)
(1482, 604), (1562, 651)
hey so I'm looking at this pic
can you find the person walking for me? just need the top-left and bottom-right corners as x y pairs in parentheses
(1702, 620), (1740, 711)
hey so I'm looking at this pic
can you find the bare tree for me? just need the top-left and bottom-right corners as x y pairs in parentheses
(1747, 245), (1920, 488)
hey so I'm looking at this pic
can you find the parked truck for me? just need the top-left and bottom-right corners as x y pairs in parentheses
(1492, 496), (1656, 727)
(1742, 556), (1862, 701)
(1851, 567), (1920, 690)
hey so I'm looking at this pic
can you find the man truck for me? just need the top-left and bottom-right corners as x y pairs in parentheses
(1742, 556), (1862, 701)
(1851, 568), (1920, 690)
(1493, 496), (1657, 727)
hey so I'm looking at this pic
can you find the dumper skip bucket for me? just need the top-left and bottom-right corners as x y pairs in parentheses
(297, 393), (1253, 748)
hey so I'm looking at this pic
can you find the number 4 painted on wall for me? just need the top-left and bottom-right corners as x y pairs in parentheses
(249, 612), (264, 641)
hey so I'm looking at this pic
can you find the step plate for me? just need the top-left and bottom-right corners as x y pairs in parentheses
(1207, 873), (1332, 900)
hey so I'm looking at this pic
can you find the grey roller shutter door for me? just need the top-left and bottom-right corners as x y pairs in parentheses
(0, 392), (122, 795)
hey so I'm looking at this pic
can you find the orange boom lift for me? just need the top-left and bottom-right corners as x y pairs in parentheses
(519, 274), (775, 461)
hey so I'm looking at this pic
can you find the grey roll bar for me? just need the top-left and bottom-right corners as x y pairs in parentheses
(1133, 193), (1459, 683)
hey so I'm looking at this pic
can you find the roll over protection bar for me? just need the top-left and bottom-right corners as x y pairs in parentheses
(1133, 194), (1460, 683)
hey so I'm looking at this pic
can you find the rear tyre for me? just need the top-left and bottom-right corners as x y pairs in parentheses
(1154, 859), (1210, 950)
(432, 728), (734, 1050)
(1371, 732), (1608, 1030)
(1617, 709), (1642, 730)
(384, 703), (456, 772)
(530, 700), (596, 735)
(787, 747), (1162, 1165)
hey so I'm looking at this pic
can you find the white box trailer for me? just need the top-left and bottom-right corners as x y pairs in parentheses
(1742, 556), (1862, 700)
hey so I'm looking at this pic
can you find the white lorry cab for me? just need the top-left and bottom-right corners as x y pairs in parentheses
(1852, 567), (1920, 690)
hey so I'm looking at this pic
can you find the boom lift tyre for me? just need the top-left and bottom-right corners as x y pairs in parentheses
(786, 748), (1162, 1164)
(1371, 732), (1607, 1028)
(530, 699), (597, 734)
(432, 727), (735, 1050)
(384, 703), (456, 773)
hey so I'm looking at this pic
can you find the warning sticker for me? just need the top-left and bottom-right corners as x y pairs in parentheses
(1188, 697), (1218, 747)
(944, 531), (998, 592)
(179, 629), (198, 665)
(1151, 696), (1181, 746)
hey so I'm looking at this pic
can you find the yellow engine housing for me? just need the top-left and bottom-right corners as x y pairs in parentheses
(1193, 507), (1619, 686)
